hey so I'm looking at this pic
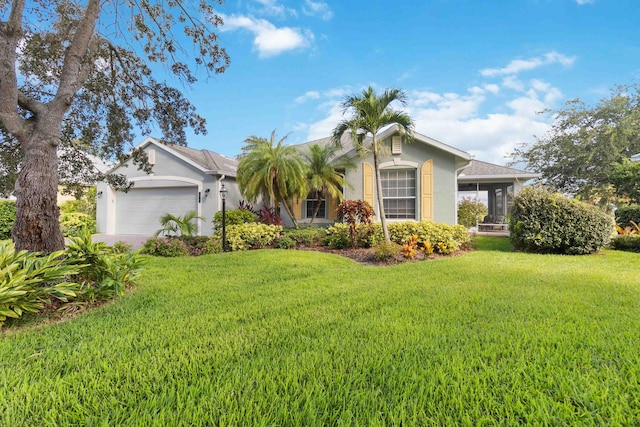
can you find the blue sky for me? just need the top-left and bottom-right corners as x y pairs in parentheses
(173, 0), (639, 165)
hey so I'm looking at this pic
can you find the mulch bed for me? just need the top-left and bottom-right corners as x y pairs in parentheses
(295, 243), (463, 266)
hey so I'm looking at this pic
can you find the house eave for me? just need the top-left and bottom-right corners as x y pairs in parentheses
(458, 173), (540, 182)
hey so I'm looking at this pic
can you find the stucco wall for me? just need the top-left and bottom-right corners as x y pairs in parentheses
(341, 136), (460, 224)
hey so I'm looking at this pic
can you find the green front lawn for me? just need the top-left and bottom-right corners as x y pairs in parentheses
(1, 237), (639, 425)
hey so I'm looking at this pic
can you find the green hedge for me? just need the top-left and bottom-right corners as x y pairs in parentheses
(509, 187), (614, 255)
(60, 212), (96, 237)
(213, 209), (257, 231)
(225, 223), (283, 251)
(610, 235), (640, 253)
(0, 200), (16, 240)
(615, 205), (640, 228)
(324, 221), (471, 254)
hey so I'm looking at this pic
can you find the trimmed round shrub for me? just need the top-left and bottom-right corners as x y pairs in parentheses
(213, 209), (257, 231)
(0, 200), (16, 240)
(60, 212), (96, 237)
(509, 187), (614, 255)
(225, 223), (282, 251)
(374, 241), (401, 261)
(140, 237), (189, 257)
(615, 205), (640, 228)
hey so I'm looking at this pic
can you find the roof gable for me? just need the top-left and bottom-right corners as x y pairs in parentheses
(297, 125), (474, 162)
(113, 137), (237, 177)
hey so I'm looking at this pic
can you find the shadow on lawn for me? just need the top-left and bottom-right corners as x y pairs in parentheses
(473, 235), (513, 252)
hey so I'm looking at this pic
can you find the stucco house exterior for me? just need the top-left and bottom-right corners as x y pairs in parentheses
(96, 137), (238, 236)
(96, 130), (538, 236)
(287, 126), (538, 228)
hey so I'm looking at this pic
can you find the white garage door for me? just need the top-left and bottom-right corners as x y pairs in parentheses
(115, 186), (198, 235)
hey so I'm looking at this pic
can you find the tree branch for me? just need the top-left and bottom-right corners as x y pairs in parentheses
(50, 0), (102, 116)
(17, 90), (46, 115)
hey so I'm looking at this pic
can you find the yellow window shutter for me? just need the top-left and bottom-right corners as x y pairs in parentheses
(293, 197), (303, 220)
(421, 160), (433, 221)
(363, 162), (374, 208)
(328, 194), (338, 220)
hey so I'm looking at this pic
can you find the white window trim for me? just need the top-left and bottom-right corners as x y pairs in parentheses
(380, 168), (417, 220)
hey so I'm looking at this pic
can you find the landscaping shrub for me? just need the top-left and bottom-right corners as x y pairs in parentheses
(178, 236), (210, 256)
(0, 241), (80, 326)
(65, 230), (145, 302)
(225, 223), (283, 251)
(59, 212), (96, 237)
(610, 235), (640, 253)
(140, 237), (190, 257)
(509, 187), (614, 255)
(111, 241), (133, 254)
(276, 236), (296, 249)
(323, 224), (350, 249)
(204, 235), (223, 254)
(237, 201), (283, 225)
(282, 227), (326, 246)
(213, 209), (257, 231)
(155, 211), (201, 237)
(387, 221), (471, 254)
(0, 200), (16, 240)
(323, 221), (470, 254)
(401, 235), (420, 259)
(324, 223), (382, 249)
(59, 188), (96, 218)
(457, 197), (488, 228)
(615, 205), (640, 228)
(374, 241), (401, 261)
(337, 200), (375, 247)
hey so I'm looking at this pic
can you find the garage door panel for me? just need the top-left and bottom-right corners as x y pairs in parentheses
(115, 187), (198, 235)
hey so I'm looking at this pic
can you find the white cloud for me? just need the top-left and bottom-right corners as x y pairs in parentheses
(295, 90), (321, 103)
(250, 0), (297, 17)
(480, 51), (576, 77)
(302, 0), (333, 20)
(575, 0), (594, 4)
(297, 78), (562, 165)
(221, 14), (313, 58)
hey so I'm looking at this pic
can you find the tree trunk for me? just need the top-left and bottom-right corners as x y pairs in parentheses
(372, 136), (390, 242)
(12, 132), (65, 253)
(308, 190), (322, 226)
(281, 197), (299, 229)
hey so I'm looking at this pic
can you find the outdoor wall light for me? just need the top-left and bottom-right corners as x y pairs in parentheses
(97, 191), (103, 198)
(204, 188), (210, 197)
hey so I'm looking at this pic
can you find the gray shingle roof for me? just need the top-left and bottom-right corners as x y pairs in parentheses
(458, 160), (539, 181)
(169, 144), (238, 176)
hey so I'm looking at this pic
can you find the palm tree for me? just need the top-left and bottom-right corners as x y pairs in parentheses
(331, 86), (415, 242)
(300, 143), (355, 226)
(237, 131), (307, 228)
(154, 211), (202, 237)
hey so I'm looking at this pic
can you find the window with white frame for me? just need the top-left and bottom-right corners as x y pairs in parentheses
(304, 193), (326, 219)
(381, 169), (416, 219)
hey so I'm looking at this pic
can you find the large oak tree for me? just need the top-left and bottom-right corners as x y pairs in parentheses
(0, 0), (229, 252)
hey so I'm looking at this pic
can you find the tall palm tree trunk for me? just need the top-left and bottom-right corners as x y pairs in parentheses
(372, 136), (390, 242)
(308, 190), (323, 226)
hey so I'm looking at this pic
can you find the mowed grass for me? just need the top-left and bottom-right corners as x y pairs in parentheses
(1, 237), (639, 426)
